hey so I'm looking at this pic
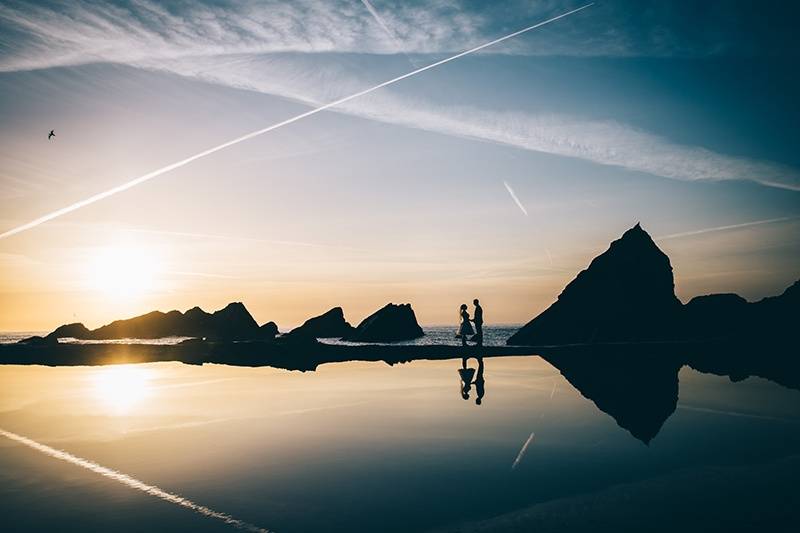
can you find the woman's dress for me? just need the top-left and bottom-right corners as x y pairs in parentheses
(457, 310), (474, 337)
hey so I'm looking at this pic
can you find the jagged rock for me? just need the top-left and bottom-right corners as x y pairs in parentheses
(508, 223), (798, 346)
(44, 302), (268, 341)
(508, 224), (682, 345)
(18, 335), (59, 346)
(285, 307), (355, 339)
(208, 302), (260, 340)
(46, 322), (92, 340)
(345, 303), (424, 342)
(259, 321), (279, 339)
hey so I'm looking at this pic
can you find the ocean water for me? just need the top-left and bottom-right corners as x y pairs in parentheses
(0, 325), (521, 346)
(320, 325), (522, 347)
(1, 351), (798, 532)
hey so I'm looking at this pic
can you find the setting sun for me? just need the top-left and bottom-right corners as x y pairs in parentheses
(87, 245), (159, 298)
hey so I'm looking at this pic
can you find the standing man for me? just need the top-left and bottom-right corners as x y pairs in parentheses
(472, 299), (484, 346)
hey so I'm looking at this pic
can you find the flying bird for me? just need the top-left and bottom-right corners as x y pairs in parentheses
(48, 130), (55, 140)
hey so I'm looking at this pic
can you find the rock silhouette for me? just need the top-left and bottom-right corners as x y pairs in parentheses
(47, 322), (92, 340)
(36, 302), (275, 342)
(259, 321), (279, 339)
(682, 293), (749, 340)
(344, 303), (424, 342)
(542, 347), (682, 444)
(508, 223), (799, 346)
(284, 307), (355, 339)
(508, 223), (682, 345)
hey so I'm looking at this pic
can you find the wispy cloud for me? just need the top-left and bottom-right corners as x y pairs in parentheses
(0, 428), (270, 532)
(360, 0), (416, 66)
(166, 53), (799, 191)
(1, 0), (794, 73)
(1, 0), (798, 197)
(0, 5), (594, 239)
(0, 0), (489, 72)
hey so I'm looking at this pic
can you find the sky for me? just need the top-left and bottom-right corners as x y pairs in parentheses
(0, 0), (798, 331)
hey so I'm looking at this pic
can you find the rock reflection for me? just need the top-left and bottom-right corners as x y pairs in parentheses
(539, 342), (799, 444)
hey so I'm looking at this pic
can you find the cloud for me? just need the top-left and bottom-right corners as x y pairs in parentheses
(1, 0), (798, 193)
(0, 0), (489, 72)
(2, 0), (796, 74)
(158, 53), (800, 191)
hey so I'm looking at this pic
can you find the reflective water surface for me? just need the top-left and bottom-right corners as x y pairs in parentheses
(1, 354), (799, 532)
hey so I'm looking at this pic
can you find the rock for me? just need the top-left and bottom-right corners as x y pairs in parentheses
(46, 322), (92, 340)
(44, 302), (268, 341)
(285, 307), (355, 339)
(683, 293), (750, 340)
(208, 302), (260, 340)
(507, 223), (799, 346)
(345, 303), (424, 342)
(508, 224), (682, 345)
(259, 321), (279, 339)
(18, 335), (59, 346)
(751, 279), (800, 337)
(91, 310), (189, 339)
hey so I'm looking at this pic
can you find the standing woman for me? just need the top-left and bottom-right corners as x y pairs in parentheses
(456, 304), (474, 346)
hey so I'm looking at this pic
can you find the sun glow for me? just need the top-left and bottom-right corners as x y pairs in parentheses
(87, 245), (159, 297)
(91, 365), (152, 413)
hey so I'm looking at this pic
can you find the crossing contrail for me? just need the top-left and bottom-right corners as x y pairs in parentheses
(503, 180), (529, 216)
(0, 428), (270, 532)
(0, 3), (593, 241)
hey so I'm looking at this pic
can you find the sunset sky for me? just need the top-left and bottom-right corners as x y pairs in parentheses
(0, 0), (798, 331)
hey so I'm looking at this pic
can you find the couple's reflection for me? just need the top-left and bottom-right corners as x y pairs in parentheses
(459, 356), (485, 405)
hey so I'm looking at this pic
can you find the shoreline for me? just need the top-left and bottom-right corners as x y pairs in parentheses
(0, 337), (755, 370)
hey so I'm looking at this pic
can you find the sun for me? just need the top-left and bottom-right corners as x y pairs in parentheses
(88, 245), (159, 297)
(91, 365), (152, 414)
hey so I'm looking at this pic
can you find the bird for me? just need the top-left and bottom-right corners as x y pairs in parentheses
(48, 130), (55, 140)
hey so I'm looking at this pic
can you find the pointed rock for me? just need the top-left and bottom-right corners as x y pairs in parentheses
(508, 224), (682, 345)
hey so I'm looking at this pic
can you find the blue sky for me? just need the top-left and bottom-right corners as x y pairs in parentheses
(0, 0), (798, 329)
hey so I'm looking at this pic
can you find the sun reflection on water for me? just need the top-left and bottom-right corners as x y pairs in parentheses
(91, 365), (153, 414)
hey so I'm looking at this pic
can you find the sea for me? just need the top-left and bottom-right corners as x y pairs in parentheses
(0, 325), (523, 346)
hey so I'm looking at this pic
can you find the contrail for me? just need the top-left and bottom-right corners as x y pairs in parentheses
(0, 428), (270, 532)
(503, 180), (529, 216)
(0, 3), (593, 241)
(360, 0), (417, 66)
(511, 432), (535, 470)
(655, 216), (797, 241)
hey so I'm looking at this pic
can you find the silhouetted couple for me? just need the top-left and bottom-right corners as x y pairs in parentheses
(456, 299), (483, 346)
(458, 356), (485, 405)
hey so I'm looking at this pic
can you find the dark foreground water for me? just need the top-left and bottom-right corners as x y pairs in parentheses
(1, 354), (798, 532)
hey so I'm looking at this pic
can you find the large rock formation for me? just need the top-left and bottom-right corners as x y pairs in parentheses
(41, 302), (275, 341)
(508, 224), (682, 345)
(48, 322), (92, 339)
(508, 224), (799, 346)
(344, 303), (424, 342)
(682, 293), (749, 340)
(284, 307), (355, 339)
